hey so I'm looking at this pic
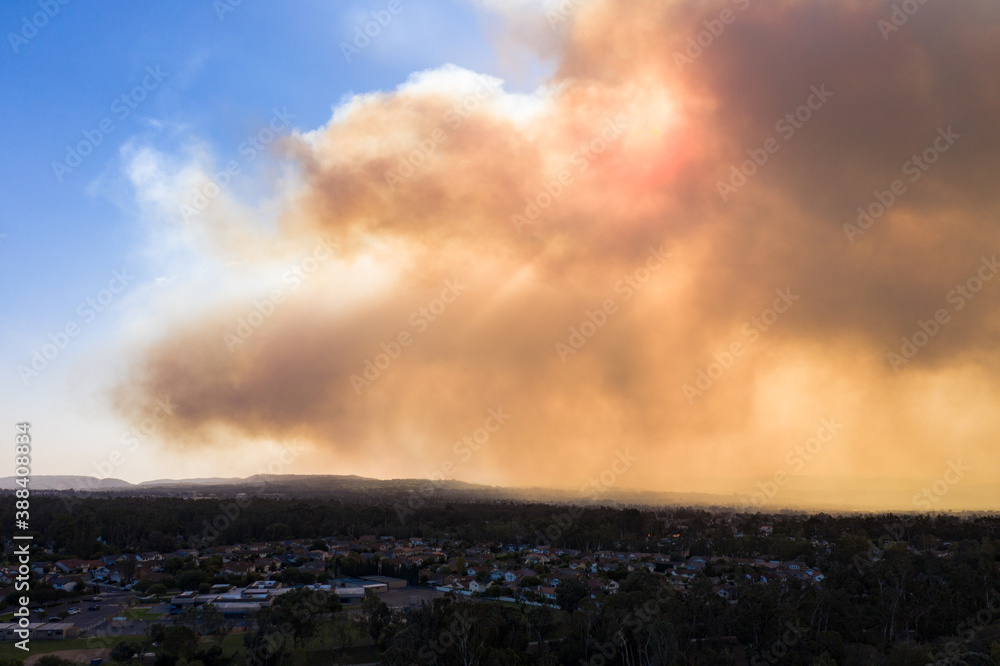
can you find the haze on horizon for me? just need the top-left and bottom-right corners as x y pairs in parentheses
(5, 0), (1000, 512)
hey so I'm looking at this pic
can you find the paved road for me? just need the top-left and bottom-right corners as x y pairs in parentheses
(39, 588), (143, 631)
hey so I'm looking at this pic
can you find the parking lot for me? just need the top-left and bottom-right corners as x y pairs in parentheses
(31, 587), (153, 632)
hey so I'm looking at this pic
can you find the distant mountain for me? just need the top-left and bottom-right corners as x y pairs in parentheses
(0, 475), (134, 490)
(138, 477), (246, 486)
(0, 473), (749, 511)
(4, 474), (995, 512)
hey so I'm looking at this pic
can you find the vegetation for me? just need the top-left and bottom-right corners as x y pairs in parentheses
(1, 494), (999, 663)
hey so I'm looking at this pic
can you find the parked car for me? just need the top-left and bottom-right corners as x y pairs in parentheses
(46, 617), (60, 622)
(88, 604), (101, 611)
(68, 607), (81, 614)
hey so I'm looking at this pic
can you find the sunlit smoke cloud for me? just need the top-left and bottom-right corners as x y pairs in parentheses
(112, 0), (1000, 509)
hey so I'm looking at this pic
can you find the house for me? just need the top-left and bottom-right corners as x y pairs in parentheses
(134, 565), (166, 581)
(54, 559), (89, 574)
(222, 561), (252, 575)
(524, 553), (549, 565)
(442, 575), (474, 591)
(686, 557), (707, 570)
(713, 585), (735, 600)
(254, 558), (280, 573)
(50, 576), (82, 592)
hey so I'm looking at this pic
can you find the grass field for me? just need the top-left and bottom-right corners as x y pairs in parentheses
(122, 608), (163, 621)
(216, 617), (379, 665)
(0, 614), (381, 664)
(0, 635), (129, 661)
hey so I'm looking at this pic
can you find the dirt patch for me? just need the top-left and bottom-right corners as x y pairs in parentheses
(25, 647), (110, 665)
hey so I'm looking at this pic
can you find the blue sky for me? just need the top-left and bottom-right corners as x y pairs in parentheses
(0, 0), (550, 480)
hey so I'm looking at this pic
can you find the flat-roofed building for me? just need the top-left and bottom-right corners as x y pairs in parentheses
(360, 575), (408, 589)
(0, 622), (79, 641)
(330, 578), (388, 594)
(331, 586), (364, 605)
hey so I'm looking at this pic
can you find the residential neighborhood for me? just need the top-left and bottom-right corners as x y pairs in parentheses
(2, 494), (997, 664)
(2, 515), (835, 638)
